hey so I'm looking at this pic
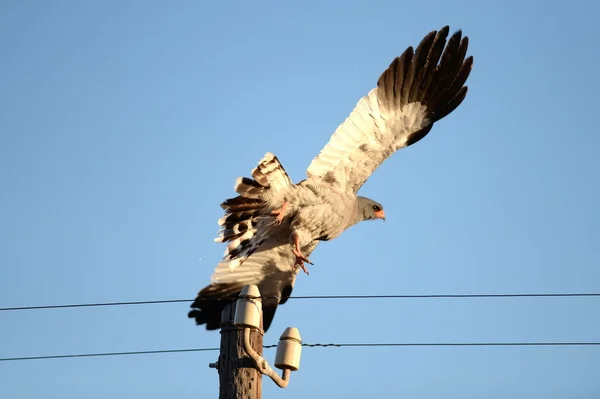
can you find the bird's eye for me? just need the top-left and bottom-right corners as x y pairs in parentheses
(372, 205), (381, 211)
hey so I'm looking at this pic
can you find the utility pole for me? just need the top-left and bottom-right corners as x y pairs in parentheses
(216, 300), (263, 399)
(210, 285), (302, 398)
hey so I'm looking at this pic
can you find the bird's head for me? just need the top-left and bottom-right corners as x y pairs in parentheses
(357, 196), (386, 222)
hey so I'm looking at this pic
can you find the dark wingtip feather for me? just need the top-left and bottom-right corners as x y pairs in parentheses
(188, 284), (242, 331)
(377, 46), (414, 109)
(407, 30), (439, 103)
(189, 283), (289, 333)
(375, 26), (472, 147)
(434, 86), (469, 122)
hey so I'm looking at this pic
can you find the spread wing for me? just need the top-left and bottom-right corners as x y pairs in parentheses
(306, 26), (473, 193)
(189, 152), (319, 332)
(188, 239), (319, 332)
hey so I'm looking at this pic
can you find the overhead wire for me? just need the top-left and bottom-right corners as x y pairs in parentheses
(3, 293), (598, 363)
(3, 342), (599, 362)
(2, 293), (599, 312)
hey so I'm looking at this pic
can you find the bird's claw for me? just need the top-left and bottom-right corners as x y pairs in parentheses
(290, 229), (311, 275)
(295, 259), (311, 275)
(293, 251), (312, 275)
(271, 201), (289, 226)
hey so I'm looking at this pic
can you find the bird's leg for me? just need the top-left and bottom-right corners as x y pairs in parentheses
(290, 230), (313, 275)
(270, 200), (289, 226)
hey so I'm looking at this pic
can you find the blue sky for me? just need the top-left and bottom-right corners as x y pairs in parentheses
(1, 1), (599, 398)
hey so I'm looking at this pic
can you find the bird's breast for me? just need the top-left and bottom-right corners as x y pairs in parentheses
(286, 183), (357, 242)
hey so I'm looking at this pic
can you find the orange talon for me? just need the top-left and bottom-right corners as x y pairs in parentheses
(291, 230), (312, 275)
(295, 258), (310, 275)
(271, 201), (289, 226)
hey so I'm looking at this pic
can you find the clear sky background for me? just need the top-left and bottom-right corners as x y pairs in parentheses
(1, 1), (599, 398)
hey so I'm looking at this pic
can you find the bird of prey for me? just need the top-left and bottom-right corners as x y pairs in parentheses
(189, 26), (473, 332)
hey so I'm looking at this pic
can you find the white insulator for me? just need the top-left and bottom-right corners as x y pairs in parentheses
(274, 327), (302, 371)
(233, 285), (262, 329)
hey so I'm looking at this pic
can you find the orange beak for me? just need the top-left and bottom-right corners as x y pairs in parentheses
(374, 209), (386, 221)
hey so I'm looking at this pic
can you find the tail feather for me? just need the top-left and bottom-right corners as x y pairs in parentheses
(251, 152), (293, 189)
(225, 229), (256, 258)
(220, 196), (263, 213)
(213, 152), (293, 268)
(214, 219), (258, 243)
(218, 210), (258, 227)
(234, 177), (266, 198)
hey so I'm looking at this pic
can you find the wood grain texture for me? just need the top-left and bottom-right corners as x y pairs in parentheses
(218, 302), (263, 399)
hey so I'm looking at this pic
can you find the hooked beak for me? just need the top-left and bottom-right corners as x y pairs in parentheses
(374, 209), (386, 221)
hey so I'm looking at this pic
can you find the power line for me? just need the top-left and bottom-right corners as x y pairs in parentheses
(0, 299), (190, 312)
(3, 342), (599, 362)
(320, 342), (600, 348)
(2, 293), (599, 312)
(0, 348), (219, 362)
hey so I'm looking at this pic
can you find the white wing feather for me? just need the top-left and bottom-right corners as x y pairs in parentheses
(211, 237), (319, 297)
(307, 88), (428, 192)
(306, 26), (472, 193)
